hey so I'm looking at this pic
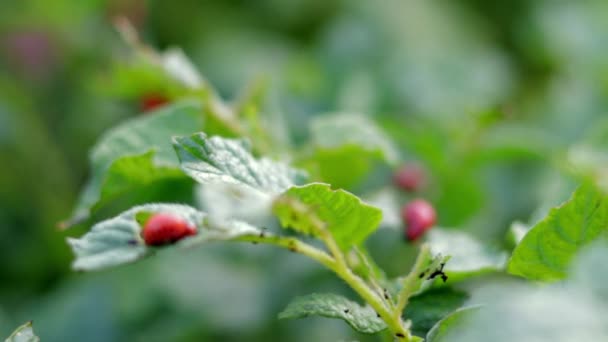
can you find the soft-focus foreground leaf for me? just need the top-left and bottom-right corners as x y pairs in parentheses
(403, 287), (469, 339)
(5, 321), (39, 342)
(305, 113), (398, 189)
(173, 133), (305, 195)
(278, 293), (386, 334)
(273, 183), (383, 251)
(427, 229), (507, 282)
(68, 203), (260, 271)
(508, 184), (608, 281)
(425, 306), (480, 342)
(65, 100), (204, 226)
(434, 244), (608, 342)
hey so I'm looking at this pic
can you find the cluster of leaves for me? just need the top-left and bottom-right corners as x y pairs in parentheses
(8, 19), (608, 341)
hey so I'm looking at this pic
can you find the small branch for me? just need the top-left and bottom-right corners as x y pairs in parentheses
(396, 244), (432, 315)
(235, 234), (335, 269)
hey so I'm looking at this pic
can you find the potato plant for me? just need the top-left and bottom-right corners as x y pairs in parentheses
(6, 22), (608, 342)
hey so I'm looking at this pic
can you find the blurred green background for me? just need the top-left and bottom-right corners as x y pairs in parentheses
(1, 0), (607, 341)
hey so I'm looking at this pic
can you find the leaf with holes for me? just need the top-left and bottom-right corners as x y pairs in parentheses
(508, 184), (608, 281)
(278, 293), (386, 334)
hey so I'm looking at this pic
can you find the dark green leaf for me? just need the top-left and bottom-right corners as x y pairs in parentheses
(508, 185), (608, 281)
(67, 203), (260, 271)
(173, 133), (305, 195)
(403, 287), (470, 338)
(273, 183), (383, 250)
(278, 293), (386, 334)
(5, 321), (39, 342)
(65, 100), (204, 226)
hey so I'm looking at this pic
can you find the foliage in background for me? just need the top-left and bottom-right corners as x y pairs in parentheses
(2, 0), (608, 341)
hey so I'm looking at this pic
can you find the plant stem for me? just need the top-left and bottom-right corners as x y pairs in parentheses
(235, 234), (335, 269)
(395, 244), (432, 314)
(236, 233), (415, 340)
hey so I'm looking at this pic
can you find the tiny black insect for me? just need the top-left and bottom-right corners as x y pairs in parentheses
(418, 271), (426, 279)
(396, 333), (405, 338)
(383, 289), (389, 300)
(426, 262), (448, 282)
(343, 309), (350, 314)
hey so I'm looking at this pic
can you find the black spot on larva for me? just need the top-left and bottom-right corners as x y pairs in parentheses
(396, 333), (405, 338)
(343, 309), (349, 314)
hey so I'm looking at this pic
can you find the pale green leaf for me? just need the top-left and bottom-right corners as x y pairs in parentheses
(310, 113), (398, 164)
(273, 183), (383, 251)
(427, 229), (507, 281)
(304, 113), (398, 189)
(67, 203), (260, 271)
(173, 133), (305, 195)
(278, 293), (386, 334)
(508, 185), (608, 281)
(5, 321), (39, 342)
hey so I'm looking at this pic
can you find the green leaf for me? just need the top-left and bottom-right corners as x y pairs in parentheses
(310, 113), (398, 164)
(404, 288), (470, 338)
(173, 133), (305, 195)
(425, 306), (480, 342)
(427, 229), (507, 282)
(5, 321), (39, 342)
(273, 183), (383, 251)
(304, 113), (398, 189)
(278, 293), (386, 334)
(67, 203), (260, 271)
(65, 100), (204, 226)
(303, 144), (386, 190)
(508, 185), (608, 281)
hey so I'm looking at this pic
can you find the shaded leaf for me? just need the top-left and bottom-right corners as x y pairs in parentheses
(278, 293), (386, 334)
(273, 183), (383, 251)
(304, 114), (398, 189)
(173, 133), (305, 195)
(68, 203), (260, 271)
(65, 100), (204, 226)
(310, 113), (398, 164)
(425, 306), (480, 342)
(508, 185), (608, 281)
(403, 288), (470, 339)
